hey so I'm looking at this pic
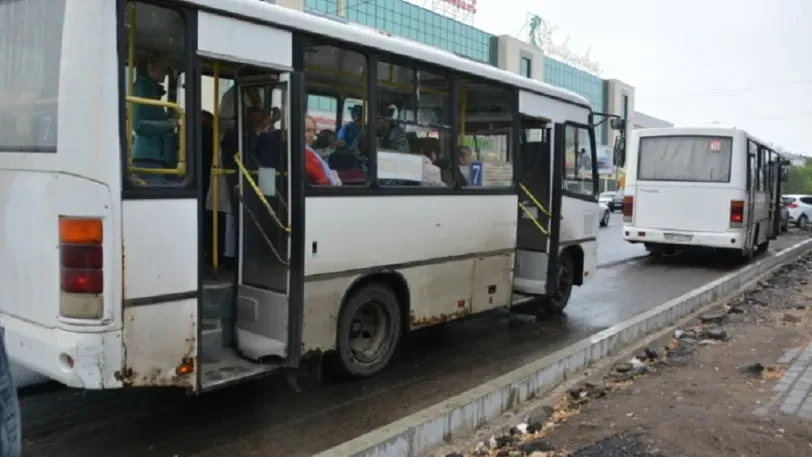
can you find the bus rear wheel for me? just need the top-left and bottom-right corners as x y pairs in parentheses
(542, 251), (575, 314)
(336, 283), (402, 378)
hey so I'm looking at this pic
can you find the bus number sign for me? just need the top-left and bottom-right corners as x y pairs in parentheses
(709, 140), (721, 152)
(469, 161), (483, 186)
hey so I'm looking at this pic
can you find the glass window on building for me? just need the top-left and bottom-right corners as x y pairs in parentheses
(520, 57), (532, 78)
(543, 58), (605, 146)
(304, 0), (493, 64)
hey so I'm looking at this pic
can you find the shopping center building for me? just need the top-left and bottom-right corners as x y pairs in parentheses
(267, 0), (667, 178)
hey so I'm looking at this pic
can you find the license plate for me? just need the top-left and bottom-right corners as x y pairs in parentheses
(664, 233), (693, 242)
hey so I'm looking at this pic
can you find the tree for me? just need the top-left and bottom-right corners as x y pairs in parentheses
(783, 161), (812, 194)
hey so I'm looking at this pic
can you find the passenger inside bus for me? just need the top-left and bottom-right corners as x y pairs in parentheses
(336, 105), (363, 150)
(131, 51), (177, 180)
(458, 146), (472, 185)
(417, 138), (445, 187)
(305, 115), (341, 186)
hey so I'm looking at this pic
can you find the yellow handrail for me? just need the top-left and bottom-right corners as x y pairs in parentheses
(517, 182), (551, 236)
(518, 203), (549, 236)
(126, 95), (187, 176)
(519, 182), (551, 217)
(233, 153), (290, 235)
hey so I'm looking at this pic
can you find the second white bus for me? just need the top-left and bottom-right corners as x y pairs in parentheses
(623, 127), (786, 259)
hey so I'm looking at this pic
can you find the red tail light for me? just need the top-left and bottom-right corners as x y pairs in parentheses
(788, 202), (799, 209)
(730, 200), (744, 228)
(59, 217), (103, 295)
(622, 196), (634, 223)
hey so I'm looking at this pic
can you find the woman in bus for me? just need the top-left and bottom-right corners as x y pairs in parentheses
(131, 51), (177, 182)
(305, 116), (340, 186)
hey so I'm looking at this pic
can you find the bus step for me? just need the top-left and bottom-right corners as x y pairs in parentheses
(202, 280), (233, 320)
(202, 318), (224, 362)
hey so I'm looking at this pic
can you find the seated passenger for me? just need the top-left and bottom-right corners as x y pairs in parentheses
(131, 51), (176, 179)
(458, 146), (472, 185)
(418, 140), (445, 187)
(305, 116), (340, 186)
(336, 105), (363, 150)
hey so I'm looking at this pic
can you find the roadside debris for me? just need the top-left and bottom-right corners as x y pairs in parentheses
(439, 252), (812, 457)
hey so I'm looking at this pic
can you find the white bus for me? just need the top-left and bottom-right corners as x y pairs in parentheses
(0, 0), (621, 393)
(622, 127), (786, 259)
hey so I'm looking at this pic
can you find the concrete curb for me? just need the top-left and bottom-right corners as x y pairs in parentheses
(314, 238), (812, 457)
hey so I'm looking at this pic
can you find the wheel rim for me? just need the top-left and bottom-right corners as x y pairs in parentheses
(348, 300), (390, 365)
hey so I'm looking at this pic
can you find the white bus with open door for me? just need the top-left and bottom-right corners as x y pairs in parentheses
(0, 0), (622, 393)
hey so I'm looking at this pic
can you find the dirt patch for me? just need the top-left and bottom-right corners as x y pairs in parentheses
(434, 253), (812, 457)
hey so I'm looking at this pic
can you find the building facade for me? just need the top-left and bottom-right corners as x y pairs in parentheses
(633, 111), (674, 130)
(265, 0), (639, 153)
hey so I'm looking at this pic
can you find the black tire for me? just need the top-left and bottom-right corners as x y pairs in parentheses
(758, 240), (770, 253)
(336, 283), (402, 378)
(798, 214), (808, 229)
(542, 251), (575, 314)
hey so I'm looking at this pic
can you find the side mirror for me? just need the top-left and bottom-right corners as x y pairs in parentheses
(613, 135), (626, 168)
(609, 118), (626, 131)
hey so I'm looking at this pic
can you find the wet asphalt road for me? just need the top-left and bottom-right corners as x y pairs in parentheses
(597, 212), (647, 267)
(19, 230), (808, 457)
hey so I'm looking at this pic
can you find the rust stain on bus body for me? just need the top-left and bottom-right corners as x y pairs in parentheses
(409, 306), (471, 329)
(117, 310), (197, 388)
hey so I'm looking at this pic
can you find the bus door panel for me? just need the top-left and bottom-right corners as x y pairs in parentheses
(516, 123), (551, 253)
(549, 122), (600, 291)
(229, 74), (292, 363)
(514, 121), (552, 295)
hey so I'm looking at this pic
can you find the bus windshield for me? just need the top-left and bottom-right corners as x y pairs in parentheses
(637, 136), (732, 183)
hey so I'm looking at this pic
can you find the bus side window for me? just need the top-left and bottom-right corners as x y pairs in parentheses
(460, 79), (514, 189)
(376, 60), (453, 188)
(303, 40), (368, 186)
(563, 125), (597, 196)
(748, 140), (758, 191)
(122, 1), (188, 188)
(758, 146), (767, 192)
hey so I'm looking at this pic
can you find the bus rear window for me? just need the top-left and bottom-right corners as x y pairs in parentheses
(637, 136), (732, 183)
(0, 0), (65, 153)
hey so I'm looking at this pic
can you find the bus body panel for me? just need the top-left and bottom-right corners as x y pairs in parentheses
(303, 195), (517, 278)
(120, 199), (198, 388)
(122, 200), (198, 299)
(300, 195), (517, 354)
(631, 184), (744, 234)
(0, 171), (122, 388)
(559, 195), (600, 281)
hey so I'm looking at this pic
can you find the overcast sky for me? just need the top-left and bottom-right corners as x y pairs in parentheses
(421, 0), (812, 154)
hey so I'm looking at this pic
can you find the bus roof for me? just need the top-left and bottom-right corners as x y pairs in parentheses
(636, 126), (774, 150)
(186, 0), (592, 109)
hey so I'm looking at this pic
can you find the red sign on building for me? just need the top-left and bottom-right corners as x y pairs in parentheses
(443, 0), (477, 14)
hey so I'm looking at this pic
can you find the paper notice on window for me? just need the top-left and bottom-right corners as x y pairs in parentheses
(378, 150), (423, 182)
(482, 162), (513, 187)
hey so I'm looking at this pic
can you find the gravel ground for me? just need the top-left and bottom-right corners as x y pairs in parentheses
(432, 251), (812, 457)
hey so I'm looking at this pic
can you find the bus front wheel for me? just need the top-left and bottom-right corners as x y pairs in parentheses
(542, 251), (575, 314)
(336, 283), (402, 378)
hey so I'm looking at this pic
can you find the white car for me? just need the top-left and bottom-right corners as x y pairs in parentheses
(599, 191), (614, 207)
(599, 202), (610, 227)
(784, 194), (812, 228)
